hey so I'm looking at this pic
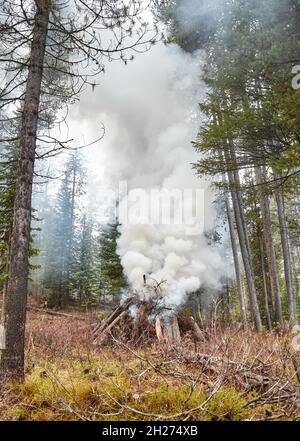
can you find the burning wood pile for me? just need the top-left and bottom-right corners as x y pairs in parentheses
(92, 276), (206, 346)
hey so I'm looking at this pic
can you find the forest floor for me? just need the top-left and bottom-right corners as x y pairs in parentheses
(0, 306), (300, 421)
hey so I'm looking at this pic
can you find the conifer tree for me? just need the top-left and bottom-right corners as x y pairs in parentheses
(43, 152), (85, 307)
(97, 222), (127, 300)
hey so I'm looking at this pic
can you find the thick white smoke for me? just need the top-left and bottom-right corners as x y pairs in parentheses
(70, 42), (231, 313)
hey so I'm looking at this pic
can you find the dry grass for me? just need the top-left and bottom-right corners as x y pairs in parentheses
(0, 309), (299, 421)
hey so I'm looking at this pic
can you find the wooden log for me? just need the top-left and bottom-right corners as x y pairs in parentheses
(26, 306), (87, 321)
(132, 303), (147, 341)
(155, 318), (164, 343)
(171, 316), (181, 342)
(161, 317), (171, 344)
(161, 316), (181, 344)
(93, 311), (126, 344)
(188, 316), (206, 342)
(93, 297), (134, 335)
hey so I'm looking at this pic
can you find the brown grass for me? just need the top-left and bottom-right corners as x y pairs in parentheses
(0, 309), (299, 421)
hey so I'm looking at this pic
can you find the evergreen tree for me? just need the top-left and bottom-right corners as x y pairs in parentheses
(43, 152), (85, 307)
(0, 144), (16, 291)
(97, 222), (127, 300)
(70, 214), (97, 306)
(157, 0), (300, 328)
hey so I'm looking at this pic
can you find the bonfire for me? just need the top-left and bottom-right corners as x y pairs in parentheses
(92, 276), (206, 345)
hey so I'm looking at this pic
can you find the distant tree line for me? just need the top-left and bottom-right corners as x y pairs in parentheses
(29, 152), (127, 309)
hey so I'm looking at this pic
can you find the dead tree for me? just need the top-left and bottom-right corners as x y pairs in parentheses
(155, 316), (181, 345)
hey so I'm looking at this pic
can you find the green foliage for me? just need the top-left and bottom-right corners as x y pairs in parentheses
(0, 125), (41, 289)
(70, 214), (98, 306)
(31, 153), (127, 307)
(97, 222), (128, 298)
(206, 388), (248, 421)
(154, 0), (224, 52)
(2, 354), (257, 421)
(0, 142), (16, 289)
(192, 0), (300, 183)
(158, 0), (300, 326)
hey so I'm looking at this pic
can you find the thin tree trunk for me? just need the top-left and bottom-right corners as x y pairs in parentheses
(227, 167), (262, 331)
(66, 167), (76, 297)
(258, 237), (272, 330)
(224, 181), (247, 328)
(0, 2), (50, 381)
(276, 190), (297, 327)
(290, 245), (299, 307)
(255, 166), (283, 328)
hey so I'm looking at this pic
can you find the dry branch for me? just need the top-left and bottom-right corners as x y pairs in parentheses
(91, 292), (209, 346)
(92, 297), (135, 341)
(27, 306), (87, 321)
(93, 311), (127, 345)
(177, 347), (300, 405)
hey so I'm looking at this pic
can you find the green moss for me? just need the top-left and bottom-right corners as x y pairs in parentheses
(141, 384), (205, 415)
(13, 370), (57, 407)
(205, 387), (249, 421)
(3, 354), (283, 421)
(10, 406), (31, 421)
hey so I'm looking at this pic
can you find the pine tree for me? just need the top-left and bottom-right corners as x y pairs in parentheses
(0, 144), (16, 292)
(158, 0), (299, 329)
(43, 152), (85, 307)
(70, 214), (97, 307)
(97, 222), (127, 301)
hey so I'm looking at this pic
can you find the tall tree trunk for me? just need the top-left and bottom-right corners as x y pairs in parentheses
(227, 168), (262, 331)
(64, 167), (76, 305)
(290, 246), (299, 307)
(223, 180), (247, 328)
(258, 237), (272, 330)
(255, 166), (283, 328)
(276, 190), (297, 327)
(0, 2), (50, 381)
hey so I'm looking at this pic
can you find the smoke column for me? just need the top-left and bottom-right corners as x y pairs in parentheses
(115, 44), (229, 311)
(71, 40), (231, 313)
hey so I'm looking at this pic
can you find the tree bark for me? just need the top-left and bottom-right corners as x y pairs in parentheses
(255, 166), (283, 328)
(65, 166), (77, 305)
(162, 316), (181, 344)
(0, 2), (50, 381)
(223, 178), (247, 328)
(258, 236), (272, 330)
(227, 167), (262, 331)
(187, 316), (206, 342)
(155, 318), (164, 342)
(276, 190), (297, 327)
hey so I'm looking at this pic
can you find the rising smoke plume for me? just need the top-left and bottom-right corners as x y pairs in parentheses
(70, 32), (231, 313)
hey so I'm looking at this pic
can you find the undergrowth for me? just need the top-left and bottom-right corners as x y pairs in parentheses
(0, 310), (299, 421)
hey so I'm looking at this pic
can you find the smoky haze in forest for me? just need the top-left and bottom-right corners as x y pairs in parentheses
(174, 0), (226, 31)
(62, 2), (234, 313)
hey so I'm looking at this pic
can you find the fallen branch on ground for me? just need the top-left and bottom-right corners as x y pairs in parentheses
(26, 306), (88, 321)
